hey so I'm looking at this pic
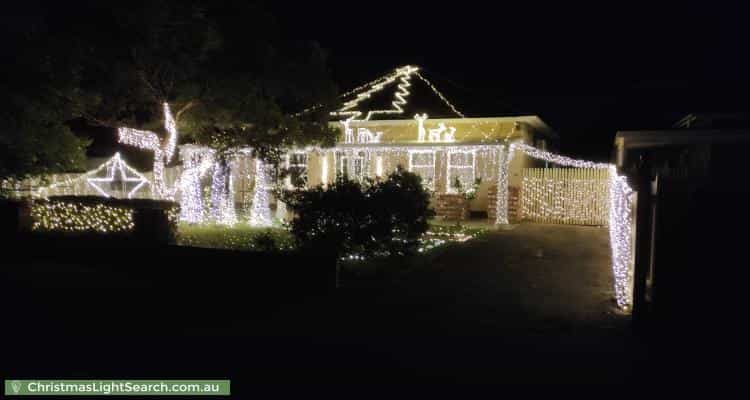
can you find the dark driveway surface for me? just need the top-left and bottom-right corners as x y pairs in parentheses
(2, 224), (645, 386)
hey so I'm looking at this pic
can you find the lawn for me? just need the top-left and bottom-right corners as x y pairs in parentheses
(176, 218), (494, 253)
(176, 222), (295, 251)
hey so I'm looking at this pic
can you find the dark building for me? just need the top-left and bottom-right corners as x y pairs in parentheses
(614, 114), (750, 330)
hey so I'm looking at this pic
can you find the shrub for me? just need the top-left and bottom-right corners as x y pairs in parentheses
(31, 196), (180, 243)
(283, 167), (433, 258)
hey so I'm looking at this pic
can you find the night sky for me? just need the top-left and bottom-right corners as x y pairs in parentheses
(5, 1), (749, 161)
(270, 1), (750, 160)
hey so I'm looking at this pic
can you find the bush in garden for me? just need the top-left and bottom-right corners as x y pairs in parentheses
(283, 167), (433, 258)
(366, 167), (432, 256)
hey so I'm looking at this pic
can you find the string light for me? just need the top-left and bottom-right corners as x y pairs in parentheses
(249, 159), (272, 227)
(413, 71), (466, 118)
(31, 200), (135, 233)
(408, 149), (437, 190)
(86, 153), (150, 199)
(209, 159), (238, 226)
(118, 102), (180, 199)
(520, 168), (609, 225)
(177, 145), (214, 224)
(321, 155), (328, 186)
(36, 153), (151, 199)
(608, 173), (635, 310)
(446, 149), (476, 193)
(333, 65), (418, 121)
(331, 65), (465, 122)
(493, 141), (635, 311)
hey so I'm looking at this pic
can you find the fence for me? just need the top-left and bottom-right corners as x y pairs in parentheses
(520, 167), (610, 225)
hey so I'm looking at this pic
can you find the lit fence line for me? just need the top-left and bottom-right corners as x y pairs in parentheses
(495, 142), (636, 311)
(520, 167), (610, 225)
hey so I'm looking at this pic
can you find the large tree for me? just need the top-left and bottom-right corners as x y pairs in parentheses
(0, 7), (90, 192)
(3, 0), (339, 208)
(61, 0), (339, 159)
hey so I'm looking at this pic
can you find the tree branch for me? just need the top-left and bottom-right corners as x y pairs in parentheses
(175, 100), (198, 121)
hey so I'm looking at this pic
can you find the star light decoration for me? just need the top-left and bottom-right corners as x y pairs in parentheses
(35, 153), (151, 199)
(86, 153), (150, 199)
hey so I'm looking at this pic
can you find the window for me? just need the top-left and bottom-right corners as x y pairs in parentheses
(409, 150), (436, 189)
(285, 152), (308, 188)
(447, 150), (475, 193)
(337, 151), (366, 181)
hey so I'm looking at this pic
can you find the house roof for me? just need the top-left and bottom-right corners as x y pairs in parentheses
(614, 129), (750, 149)
(326, 65), (556, 145)
(673, 113), (750, 129)
(331, 65), (466, 121)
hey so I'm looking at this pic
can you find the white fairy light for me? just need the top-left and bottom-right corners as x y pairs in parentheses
(178, 154), (214, 224)
(162, 102), (179, 163)
(415, 113), (428, 142)
(446, 149), (476, 193)
(376, 156), (383, 177)
(209, 159), (237, 226)
(86, 153), (150, 199)
(494, 145), (511, 224)
(413, 71), (466, 118)
(330, 65), (465, 122)
(333, 65), (418, 121)
(249, 159), (272, 227)
(117, 102), (180, 199)
(31, 200), (135, 233)
(321, 155), (328, 186)
(494, 141), (635, 311)
(36, 153), (151, 199)
(608, 172), (635, 310)
(519, 168), (609, 225)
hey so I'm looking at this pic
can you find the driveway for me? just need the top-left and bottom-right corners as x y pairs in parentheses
(2, 224), (643, 385)
(228, 224), (641, 383)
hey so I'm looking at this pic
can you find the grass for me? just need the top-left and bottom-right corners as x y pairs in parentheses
(176, 218), (494, 255)
(176, 222), (294, 251)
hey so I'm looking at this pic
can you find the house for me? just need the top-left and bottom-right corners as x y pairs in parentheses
(34, 65), (558, 224)
(177, 65), (557, 223)
(614, 114), (750, 319)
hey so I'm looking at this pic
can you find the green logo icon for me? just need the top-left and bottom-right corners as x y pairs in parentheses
(11, 381), (22, 394)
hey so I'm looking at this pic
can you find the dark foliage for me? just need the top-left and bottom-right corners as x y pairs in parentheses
(283, 167), (433, 258)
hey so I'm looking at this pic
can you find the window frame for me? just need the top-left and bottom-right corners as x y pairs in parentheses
(446, 149), (476, 194)
(408, 149), (437, 190)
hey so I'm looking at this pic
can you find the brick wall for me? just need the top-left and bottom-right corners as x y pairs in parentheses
(435, 193), (469, 221)
(486, 185), (520, 223)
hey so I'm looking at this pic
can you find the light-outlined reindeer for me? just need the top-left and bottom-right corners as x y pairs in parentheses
(341, 119), (354, 143)
(443, 126), (456, 142)
(357, 128), (382, 143)
(415, 113), (428, 142)
(429, 122), (447, 142)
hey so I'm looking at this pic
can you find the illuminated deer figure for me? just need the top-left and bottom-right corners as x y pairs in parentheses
(341, 119), (354, 143)
(415, 113), (428, 142)
(429, 122), (446, 142)
(357, 128), (383, 143)
(444, 126), (456, 142)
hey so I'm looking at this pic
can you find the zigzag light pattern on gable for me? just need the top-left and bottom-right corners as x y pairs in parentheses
(330, 65), (465, 122)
